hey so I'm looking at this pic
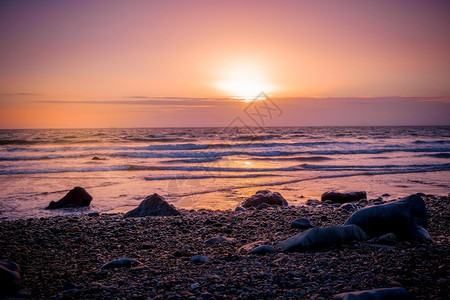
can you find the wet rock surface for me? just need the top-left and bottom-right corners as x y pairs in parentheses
(321, 191), (367, 203)
(124, 193), (180, 217)
(0, 195), (448, 299)
(46, 187), (92, 209)
(241, 190), (288, 208)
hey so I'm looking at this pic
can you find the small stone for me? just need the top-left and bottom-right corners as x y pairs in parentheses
(339, 203), (358, 211)
(235, 206), (246, 212)
(249, 245), (276, 255)
(291, 218), (313, 229)
(190, 283), (200, 290)
(205, 236), (235, 245)
(190, 255), (209, 264)
(100, 258), (141, 269)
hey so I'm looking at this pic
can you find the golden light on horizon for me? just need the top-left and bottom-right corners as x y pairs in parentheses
(214, 63), (276, 100)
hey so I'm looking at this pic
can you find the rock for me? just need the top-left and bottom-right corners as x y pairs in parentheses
(190, 255), (209, 264)
(92, 156), (102, 160)
(46, 187), (92, 209)
(321, 191), (367, 203)
(277, 225), (367, 252)
(205, 236), (235, 245)
(305, 199), (322, 206)
(0, 261), (21, 297)
(100, 258), (141, 269)
(333, 287), (410, 300)
(344, 194), (429, 239)
(241, 190), (288, 209)
(340, 203), (358, 211)
(235, 206), (246, 212)
(124, 193), (180, 217)
(291, 218), (313, 229)
(249, 245), (276, 255)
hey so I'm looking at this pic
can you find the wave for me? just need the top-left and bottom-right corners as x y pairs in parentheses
(144, 174), (277, 181)
(299, 163), (450, 172)
(421, 153), (450, 159)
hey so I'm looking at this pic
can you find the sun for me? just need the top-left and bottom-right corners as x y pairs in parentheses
(214, 63), (275, 100)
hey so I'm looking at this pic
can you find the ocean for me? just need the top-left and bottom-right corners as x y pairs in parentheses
(0, 126), (449, 220)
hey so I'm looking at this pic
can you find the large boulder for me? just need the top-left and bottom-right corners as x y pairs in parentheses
(321, 191), (367, 203)
(0, 261), (21, 297)
(277, 225), (367, 252)
(344, 194), (429, 239)
(46, 186), (92, 209)
(333, 287), (410, 300)
(241, 190), (288, 209)
(124, 193), (180, 217)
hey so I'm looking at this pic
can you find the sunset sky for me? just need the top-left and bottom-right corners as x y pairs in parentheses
(1, 0), (449, 128)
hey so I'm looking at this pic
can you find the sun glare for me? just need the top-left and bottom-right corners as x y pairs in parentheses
(214, 63), (275, 100)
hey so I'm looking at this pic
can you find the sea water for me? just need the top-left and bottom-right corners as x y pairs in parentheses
(0, 126), (449, 220)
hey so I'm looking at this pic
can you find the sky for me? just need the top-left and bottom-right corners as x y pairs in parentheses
(0, 0), (449, 128)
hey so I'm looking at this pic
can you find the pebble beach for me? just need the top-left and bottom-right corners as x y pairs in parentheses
(0, 194), (448, 299)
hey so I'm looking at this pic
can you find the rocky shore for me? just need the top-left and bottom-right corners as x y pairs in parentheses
(0, 194), (448, 299)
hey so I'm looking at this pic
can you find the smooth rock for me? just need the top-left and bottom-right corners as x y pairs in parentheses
(190, 255), (209, 264)
(0, 261), (21, 297)
(100, 258), (141, 269)
(321, 191), (367, 203)
(340, 203), (358, 211)
(277, 225), (368, 252)
(333, 287), (410, 300)
(46, 187), (92, 209)
(124, 193), (180, 217)
(291, 218), (313, 229)
(205, 236), (235, 245)
(344, 194), (429, 239)
(249, 245), (277, 255)
(241, 190), (288, 209)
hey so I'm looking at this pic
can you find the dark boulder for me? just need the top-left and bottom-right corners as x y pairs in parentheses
(0, 261), (21, 297)
(241, 190), (288, 209)
(46, 187), (92, 209)
(277, 225), (367, 252)
(321, 191), (367, 203)
(333, 287), (410, 300)
(124, 193), (180, 217)
(344, 194), (429, 239)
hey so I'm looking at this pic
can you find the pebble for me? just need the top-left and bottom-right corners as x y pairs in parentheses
(190, 255), (209, 264)
(249, 245), (277, 255)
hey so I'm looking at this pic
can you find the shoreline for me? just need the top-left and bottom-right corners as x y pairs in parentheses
(0, 194), (448, 299)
